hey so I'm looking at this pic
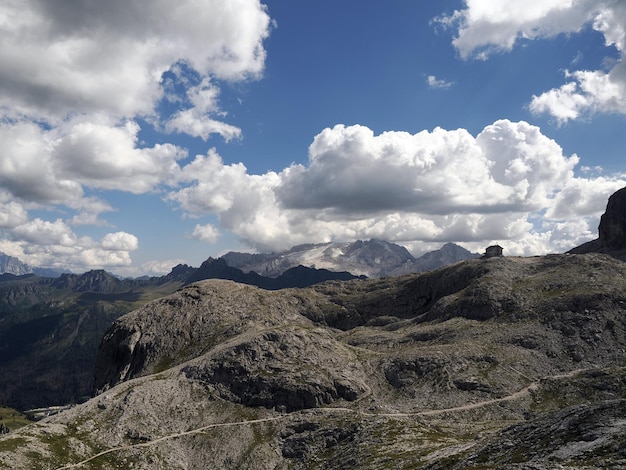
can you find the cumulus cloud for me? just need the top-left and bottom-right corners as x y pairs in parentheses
(53, 118), (188, 193)
(0, 0), (271, 121)
(0, 0), (272, 271)
(529, 68), (626, 123)
(0, 191), (28, 229)
(4, 219), (139, 272)
(101, 232), (139, 251)
(12, 219), (78, 247)
(0, 122), (84, 204)
(437, 0), (626, 122)
(166, 120), (625, 255)
(191, 224), (221, 243)
(0, 117), (189, 212)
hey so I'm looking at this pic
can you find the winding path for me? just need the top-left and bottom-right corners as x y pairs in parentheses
(54, 368), (589, 469)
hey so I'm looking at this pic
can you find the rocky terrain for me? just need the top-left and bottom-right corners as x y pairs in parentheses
(1, 252), (625, 468)
(0, 242), (474, 411)
(0, 262), (362, 410)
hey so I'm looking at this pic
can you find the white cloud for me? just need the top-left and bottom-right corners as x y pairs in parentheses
(166, 120), (625, 255)
(0, 122), (84, 204)
(0, 191), (28, 229)
(165, 110), (242, 142)
(278, 120), (578, 215)
(438, 0), (597, 60)
(191, 224), (221, 243)
(164, 77), (242, 141)
(67, 197), (116, 227)
(0, 117), (188, 207)
(11, 219), (78, 247)
(438, 0), (626, 122)
(140, 259), (188, 276)
(101, 232), (139, 251)
(427, 75), (454, 89)
(53, 118), (188, 193)
(5, 219), (139, 271)
(0, 0), (271, 122)
(545, 176), (625, 219)
(0, 0), (273, 272)
(529, 68), (626, 124)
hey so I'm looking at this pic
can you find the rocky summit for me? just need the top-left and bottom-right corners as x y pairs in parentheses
(1, 253), (626, 469)
(570, 186), (626, 260)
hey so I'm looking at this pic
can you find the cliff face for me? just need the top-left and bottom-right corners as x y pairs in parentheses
(0, 253), (31, 276)
(569, 186), (626, 259)
(2, 254), (626, 469)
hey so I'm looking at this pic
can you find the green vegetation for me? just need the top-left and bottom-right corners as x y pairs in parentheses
(0, 436), (28, 452)
(0, 407), (31, 431)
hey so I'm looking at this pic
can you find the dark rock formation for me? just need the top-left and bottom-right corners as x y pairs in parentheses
(569, 186), (626, 259)
(51, 270), (122, 293)
(184, 257), (362, 289)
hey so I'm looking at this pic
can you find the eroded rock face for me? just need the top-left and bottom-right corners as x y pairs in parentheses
(570, 186), (626, 258)
(93, 280), (313, 394)
(183, 328), (368, 411)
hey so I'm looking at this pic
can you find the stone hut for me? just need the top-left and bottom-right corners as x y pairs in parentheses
(482, 245), (503, 258)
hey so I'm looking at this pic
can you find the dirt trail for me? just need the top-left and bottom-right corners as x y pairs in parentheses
(54, 368), (590, 470)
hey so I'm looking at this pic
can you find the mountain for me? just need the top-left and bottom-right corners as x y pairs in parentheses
(569, 186), (626, 260)
(0, 253), (31, 276)
(222, 239), (479, 278)
(184, 257), (363, 288)
(0, 251), (66, 278)
(2, 253), (625, 468)
(392, 241), (481, 275)
(0, 260), (363, 410)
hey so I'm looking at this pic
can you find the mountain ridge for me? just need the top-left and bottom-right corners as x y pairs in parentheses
(222, 240), (479, 278)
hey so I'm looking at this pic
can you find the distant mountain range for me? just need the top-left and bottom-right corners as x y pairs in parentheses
(1, 240), (479, 280)
(222, 240), (479, 278)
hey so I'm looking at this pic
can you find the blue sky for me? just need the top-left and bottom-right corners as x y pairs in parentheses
(1, 0), (625, 275)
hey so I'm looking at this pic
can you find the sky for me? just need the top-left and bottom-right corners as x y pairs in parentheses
(0, 0), (626, 276)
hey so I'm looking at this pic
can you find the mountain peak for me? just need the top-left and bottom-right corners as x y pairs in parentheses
(0, 252), (32, 276)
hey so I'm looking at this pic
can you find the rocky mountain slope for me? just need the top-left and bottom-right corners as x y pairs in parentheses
(2, 253), (625, 469)
(222, 240), (479, 278)
(0, 262), (362, 411)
